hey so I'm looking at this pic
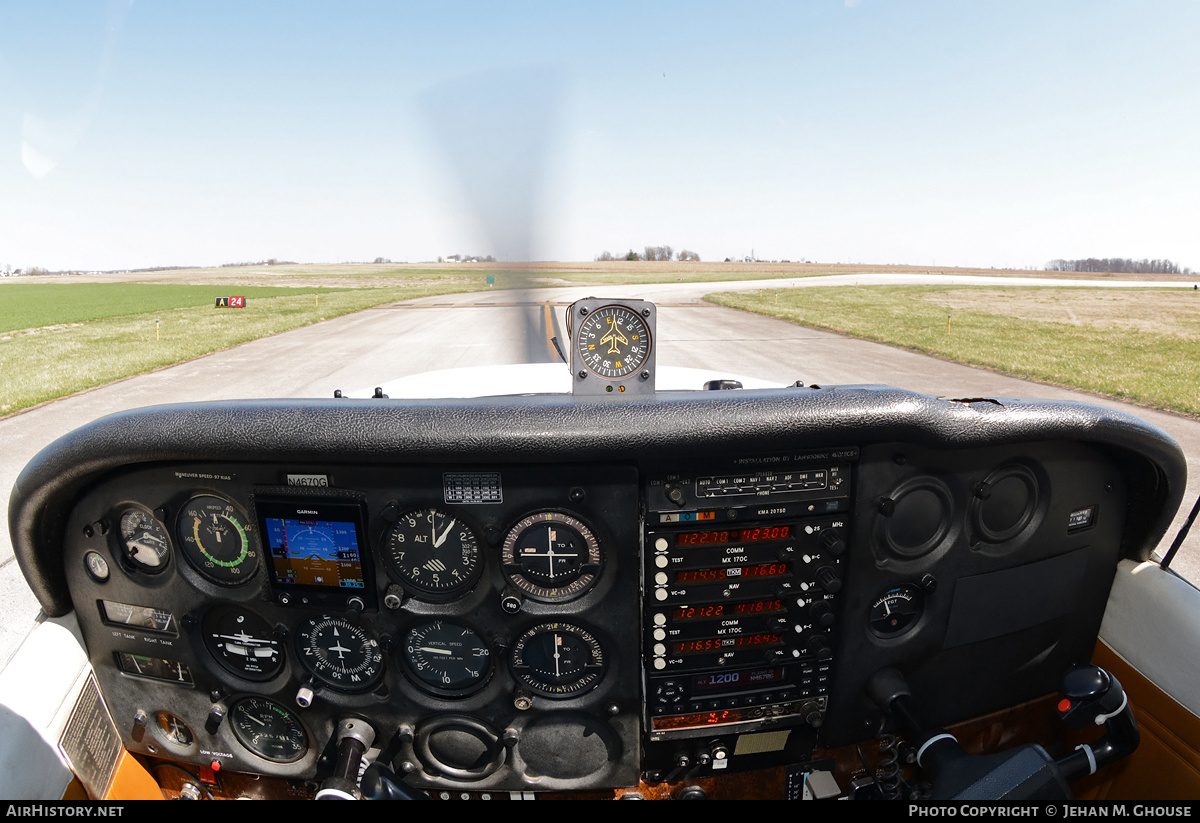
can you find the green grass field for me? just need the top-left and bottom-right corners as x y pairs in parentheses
(0, 283), (355, 334)
(0, 279), (480, 415)
(708, 285), (1200, 417)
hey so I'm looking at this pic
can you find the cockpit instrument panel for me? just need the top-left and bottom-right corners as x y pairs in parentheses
(16, 388), (1175, 794)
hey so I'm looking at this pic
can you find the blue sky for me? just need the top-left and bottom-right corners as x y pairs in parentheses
(0, 1), (1197, 271)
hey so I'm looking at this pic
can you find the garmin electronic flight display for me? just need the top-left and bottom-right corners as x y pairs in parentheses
(255, 497), (376, 611)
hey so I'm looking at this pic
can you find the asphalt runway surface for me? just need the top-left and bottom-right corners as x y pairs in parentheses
(2, 273), (1198, 668)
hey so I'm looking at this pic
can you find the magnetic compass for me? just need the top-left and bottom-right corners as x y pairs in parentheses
(567, 297), (656, 395)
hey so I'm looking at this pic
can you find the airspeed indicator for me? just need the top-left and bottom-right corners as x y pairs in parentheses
(176, 495), (259, 586)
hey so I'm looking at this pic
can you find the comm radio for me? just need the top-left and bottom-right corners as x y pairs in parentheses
(640, 451), (854, 777)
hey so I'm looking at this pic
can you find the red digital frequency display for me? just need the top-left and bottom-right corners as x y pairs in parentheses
(672, 599), (785, 621)
(672, 633), (783, 655)
(675, 562), (789, 584)
(675, 526), (791, 546)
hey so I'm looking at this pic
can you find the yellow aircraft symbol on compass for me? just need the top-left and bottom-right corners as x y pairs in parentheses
(600, 316), (628, 354)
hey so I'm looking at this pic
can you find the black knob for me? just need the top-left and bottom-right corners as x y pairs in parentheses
(811, 600), (836, 628)
(205, 704), (226, 735)
(819, 529), (846, 555)
(806, 635), (832, 659)
(815, 566), (842, 593)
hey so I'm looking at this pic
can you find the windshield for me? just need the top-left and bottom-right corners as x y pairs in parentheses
(1, 2), (1198, 669)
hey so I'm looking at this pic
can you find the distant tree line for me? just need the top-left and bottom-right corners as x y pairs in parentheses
(1045, 258), (1193, 275)
(220, 259), (297, 267)
(595, 246), (700, 262)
